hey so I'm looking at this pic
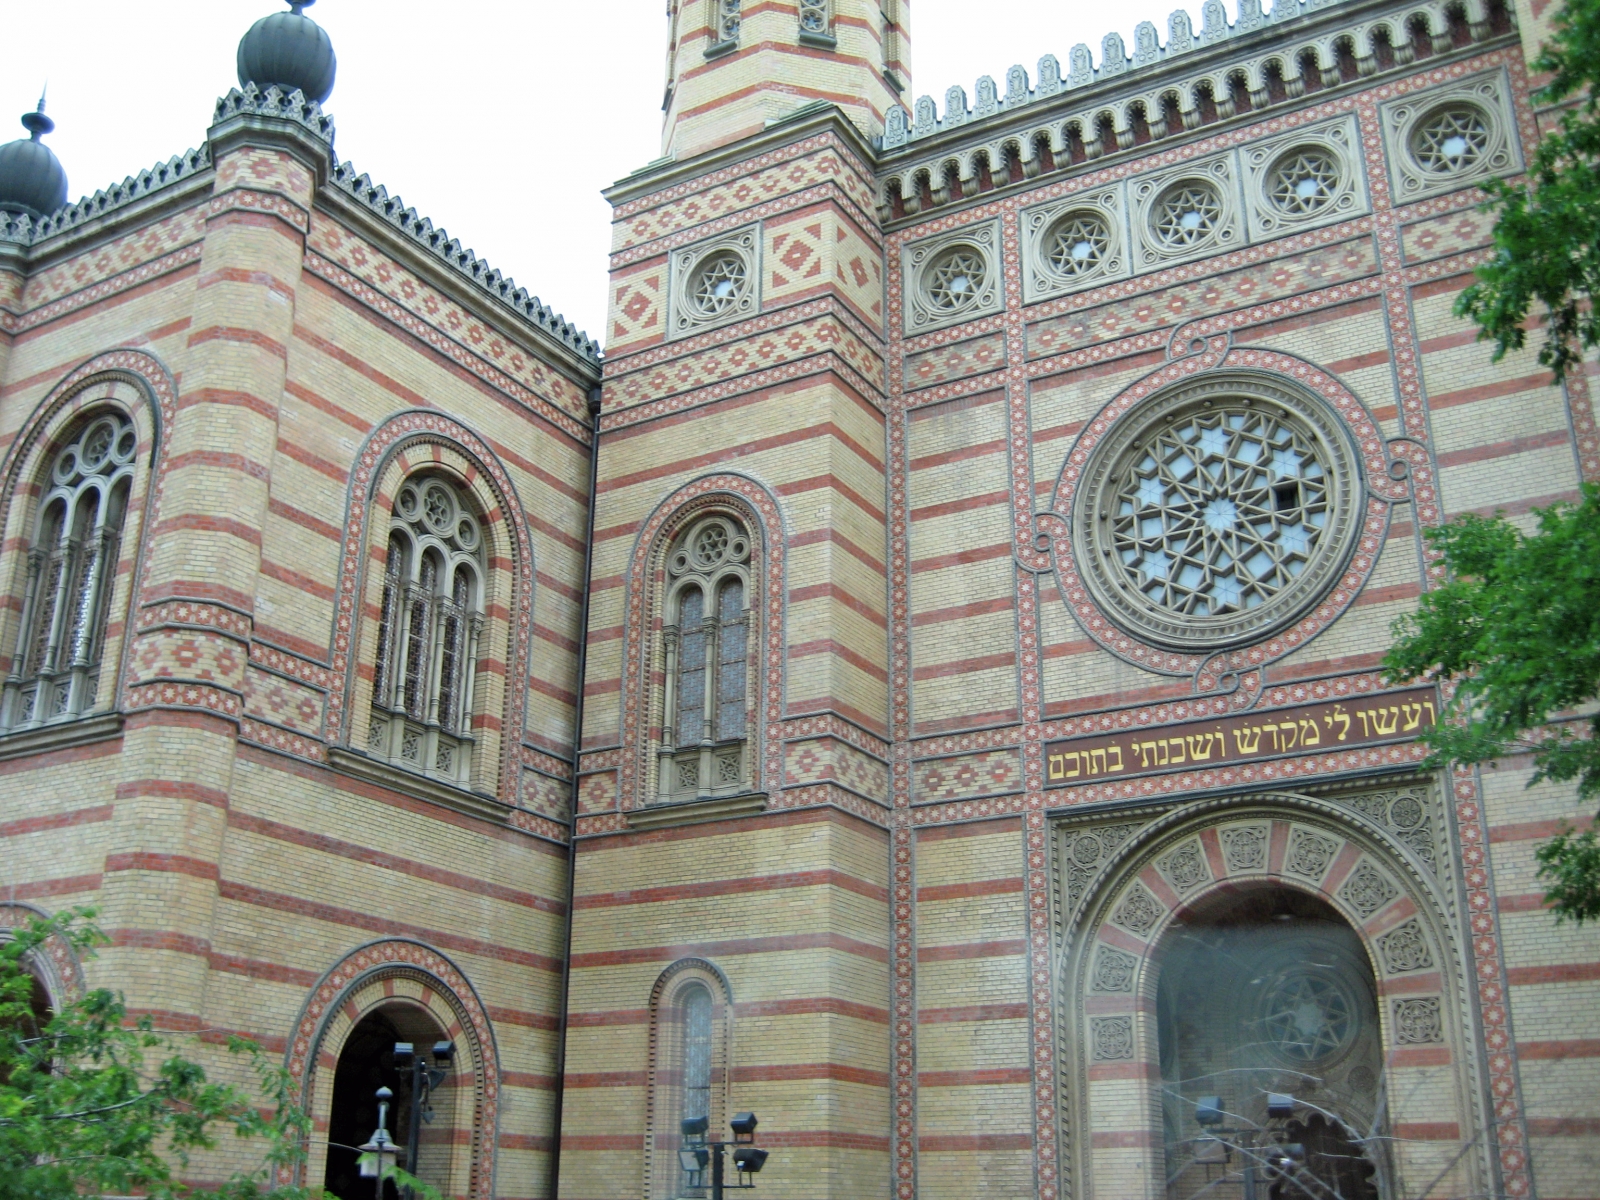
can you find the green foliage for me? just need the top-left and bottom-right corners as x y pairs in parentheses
(1384, 485), (1600, 921)
(1454, 0), (1600, 381)
(0, 910), (311, 1200)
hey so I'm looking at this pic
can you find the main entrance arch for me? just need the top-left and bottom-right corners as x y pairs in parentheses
(1054, 784), (1491, 1200)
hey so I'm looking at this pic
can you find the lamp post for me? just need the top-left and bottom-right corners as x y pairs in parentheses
(394, 1040), (455, 1200)
(358, 1086), (401, 1200)
(677, 1112), (769, 1200)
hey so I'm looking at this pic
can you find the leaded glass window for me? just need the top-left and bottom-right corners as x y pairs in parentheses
(658, 516), (752, 803)
(368, 476), (484, 786)
(2, 413), (136, 731)
(681, 984), (713, 1126)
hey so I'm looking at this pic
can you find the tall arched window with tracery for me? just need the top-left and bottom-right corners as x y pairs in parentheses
(657, 515), (752, 804)
(2, 413), (137, 731)
(644, 962), (731, 1200)
(368, 475), (485, 786)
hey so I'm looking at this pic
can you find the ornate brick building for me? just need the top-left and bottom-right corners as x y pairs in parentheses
(1, 1), (1596, 1199)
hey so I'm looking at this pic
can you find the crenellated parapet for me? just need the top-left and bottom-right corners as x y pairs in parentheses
(878, 0), (1511, 217)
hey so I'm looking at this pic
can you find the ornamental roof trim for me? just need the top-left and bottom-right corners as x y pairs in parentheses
(880, 0), (1488, 152)
(0, 146), (211, 246)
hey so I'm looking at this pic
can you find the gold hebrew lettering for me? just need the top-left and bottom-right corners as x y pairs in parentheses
(1133, 741), (1157, 770)
(1184, 733), (1214, 762)
(1423, 699), (1436, 725)
(1107, 745), (1124, 772)
(1356, 707), (1373, 738)
(1088, 749), (1107, 775)
(1325, 704), (1351, 741)
(1298, 718), (1321, 747)
(1166, 738), (1187, 765)
(1372, 705), (1401, 736)
(1235, 726), (1262, 755)
(1402, 702), (1423, 732)
(1278, 720), (1300, 752)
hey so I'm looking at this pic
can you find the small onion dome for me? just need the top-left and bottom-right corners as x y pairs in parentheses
(237, 0), (337, 105)
(0, 100), (68, 220)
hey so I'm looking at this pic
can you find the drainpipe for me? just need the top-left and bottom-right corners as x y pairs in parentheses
(548, 383), (602, 1198)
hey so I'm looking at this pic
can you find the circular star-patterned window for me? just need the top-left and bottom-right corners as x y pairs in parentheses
(923, 245), (988, 315)
(1072, 374), (1362, 652)
(689, 251), (749, 319)
(1152, 181), (1223, 250)
(1410, 105), (1491, 175)
(1258, 967), (1360, 1067)
(1045, 211), (1111, 279)
(1267, 147), (1342, 217)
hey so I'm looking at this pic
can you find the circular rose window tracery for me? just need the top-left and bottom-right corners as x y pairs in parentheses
(1072, 374), (1362, 653)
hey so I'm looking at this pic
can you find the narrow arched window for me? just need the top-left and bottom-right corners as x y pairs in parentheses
(798, 0), (833, 42)
(658, 516), (751, 804)
(708, 0), (741, 52)
(368, 476), (484, 786)
(2, 414), (136, 731)
(681, 983), (713, 1128)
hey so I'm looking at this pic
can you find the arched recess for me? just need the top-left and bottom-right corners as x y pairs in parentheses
(329, 411), (534, 801)
(284, 939), (500, 1200)
(0, 350), (172, 722)
(0, 901), (86, 1010)
(1056, 788), (1491, 1200)
(642, 958), (735, 1200)
(619, 474), (787, 810)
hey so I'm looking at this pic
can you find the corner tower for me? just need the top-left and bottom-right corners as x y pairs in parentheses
(662, 0), (909, 159)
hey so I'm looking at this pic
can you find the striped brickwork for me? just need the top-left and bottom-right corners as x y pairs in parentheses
(0, 103), (597, 1198)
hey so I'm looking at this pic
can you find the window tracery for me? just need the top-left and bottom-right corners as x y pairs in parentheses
(713, 0), (740, 45)
(2, 413), (136, 731)
(368, 475), (484, 787)
(798, 0), (832, 39)
(657, 516), (751, 804)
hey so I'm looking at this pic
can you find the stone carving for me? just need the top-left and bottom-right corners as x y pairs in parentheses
(1219, 824), (1268, 872)
(1037, 53), (1063, 96)
(1378, 919), (1433, 974)
(1021, 188), (1126, 302)
(1067, 45), (1094, 87)
(1101, 32), (1127, 76)
(1393, 997), (1443, 1044)
(1060, 822), (1141, 920)
(974, 76), (999, 119)
(1346, 786), (1439, 875)
(1339, 861), (1399, 918)
(902, 221), (1002, 333)
(1112, 883), (1164, 937)
(1286, 828), (1339, 880)
(670, 226), (759, 339)
(1240, 116), (1368, 239)
(1006, 65), (1030, 105)
(944, 85), (969, 128)
(1133, 21), (1161, 64)
(1157, 839), (1210, 893)
(1380, 72), (1522, 204)
(1091, 1015), (1134, 1060)
(1093, 947), (1138, 992)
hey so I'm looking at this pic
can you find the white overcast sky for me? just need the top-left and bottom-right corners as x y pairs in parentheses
(11, 0), (1185, 345)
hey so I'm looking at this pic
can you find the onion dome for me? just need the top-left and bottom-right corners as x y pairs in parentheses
(237, 0), (337, 104)
(0, 98), (68, 220)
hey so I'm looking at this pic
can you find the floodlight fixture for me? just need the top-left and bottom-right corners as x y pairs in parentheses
(730, 1111), (759, 1142)
(393, 1042), (415, 1064)
(1266, 1093), (1296, 1120)
(1193, 1135), (1229, 1165)
(734, 1146), (770, 1174)
(432, 1040), (455, 1062)
(1195, 1096), (1225, 1126)
(681, 1115), (709, 1140)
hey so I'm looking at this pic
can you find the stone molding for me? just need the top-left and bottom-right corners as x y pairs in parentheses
(327, 746), (516, 825)
(624, 790), (769, 830)
(0, 711), (123, 762)
(1378, 66), (1521, 203)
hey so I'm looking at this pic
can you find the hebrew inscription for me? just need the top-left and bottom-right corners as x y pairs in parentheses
(1046, 687), (1439, 785)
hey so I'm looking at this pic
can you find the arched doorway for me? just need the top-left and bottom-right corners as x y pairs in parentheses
(1156, 886), (1383, 1200)
(323, 1005), (460, 1200)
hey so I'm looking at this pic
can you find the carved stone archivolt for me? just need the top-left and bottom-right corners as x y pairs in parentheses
(1052, 784), (1489, 1200)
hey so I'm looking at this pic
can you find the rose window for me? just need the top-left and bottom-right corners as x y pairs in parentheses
(1072, 378), (1361, 652)
(1259, 969), (1358, 1065)
(925, 246), (987, 314)
(690, 251), (748, 318)
(1108, 406), (1331, 618)
(1046, 211), (1110, 278)
(1412, 106), (1490, 174)
(1152, 182), (1222, 249)
(1268, 149), (1341, 216)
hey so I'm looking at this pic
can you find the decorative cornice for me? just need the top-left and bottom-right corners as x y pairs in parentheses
(0, 149), (210, 251)
(0, 712), (124, 762)
(327, 746), (517, 825)
(623, 791), (769, 830)
(326, 161), (601, 365)
(211, 83), (335, 147)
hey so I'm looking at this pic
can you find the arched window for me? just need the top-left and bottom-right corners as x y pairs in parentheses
(368, 476), (485, 786)
(2, 413), (136, 731)
(657, 516), (751, 804)
(798, 0), (833, 41)
(709, 0), (741, 50)
(646, 964), (731, 1200)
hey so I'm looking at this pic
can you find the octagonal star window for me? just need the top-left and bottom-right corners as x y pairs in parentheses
(1152, 181), (1223, 250)
(1259, 968), (1359, 1064)
(1072, 377), (1362, 652)
(1411, 105), (1491, 175)
(1268, 148), (1341, 217)
(924, 245), (988, 314)
(689, 250), (749, 319)
(1045, 211), (1111, 278)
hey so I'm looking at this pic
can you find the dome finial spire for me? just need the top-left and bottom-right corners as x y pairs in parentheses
(21, 88), (55, 142)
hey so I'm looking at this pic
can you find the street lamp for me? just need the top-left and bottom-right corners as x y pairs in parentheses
(679, 1111), (769, 1198)
(393, 1039), (455, 1200)
(358, 1086), (400, 1200)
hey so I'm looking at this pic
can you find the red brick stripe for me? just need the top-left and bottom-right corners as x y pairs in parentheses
(0, 805), (113, 838)
(575, 867), (888, 910)
(731, 1062), (888, 1087)
(917, 877), (1023, 902)
(569, 931), (887, 969)
(918, 1068), (1031, 1086)
(2, 874), (102, 899)
(734, 996), (889, 1023)
(1435, 429), (1571, 468)
(1518, 1039), (1600, 1059)
(916, 939), (1027, 962)
(1527, 1117), (1600, 1137)
(104, 853), (219, 881)
(922, 1133), (1032, 1152)
(115, 779), (230, 807)
(918, 1003), (1029, 1024)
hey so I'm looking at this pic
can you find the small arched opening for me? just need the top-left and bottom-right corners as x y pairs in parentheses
(323, 1005), (462, 1200)
(1156, 885), (1383, 1200)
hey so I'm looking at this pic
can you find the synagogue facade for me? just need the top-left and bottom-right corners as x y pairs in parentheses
(0, 1), (1595, 1199)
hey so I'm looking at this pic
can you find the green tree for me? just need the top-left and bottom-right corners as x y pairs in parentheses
(1454, 0), (1600, 381)
(1383, 485), (1600, 922)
